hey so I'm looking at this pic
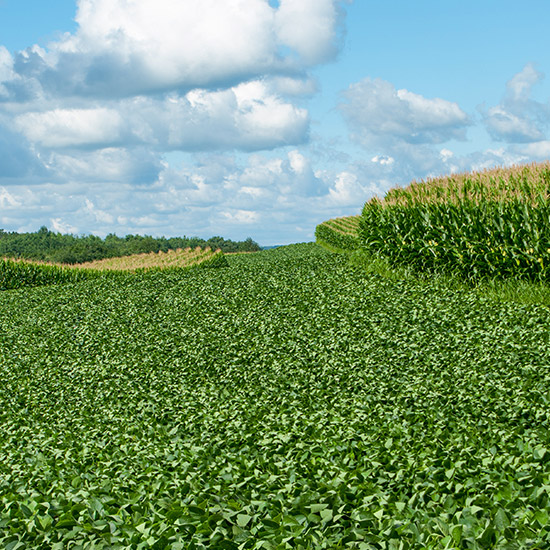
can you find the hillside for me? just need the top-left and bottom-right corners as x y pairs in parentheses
(1, 244), (549, 547)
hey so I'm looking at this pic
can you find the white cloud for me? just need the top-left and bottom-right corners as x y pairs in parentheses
(482, 63), (549, 143)
(267, 76), (318, 97)
(85, 198), (115, 224)
(51, 218), (78, 234)
(0, 0), (348, 247)
(484, 106), (544, 142)
(0, 120), (46, 179)
(275, 0), (341, 64)
(439, 149), (454, 161)
(11, 0), (343, 100)
(46, 148), (162, 184)
(337, 77), (475, 185)
(514, 140), (550, 159)
(15, 108), (124, 148)
(0, 187), (20, 208)
(340, 77), (470, 146)
(371, 155), (394, 166)
(328, 171), (376, 206)
(507, 63), (543, 101)
(0, 46), (16, 96)
(222, 209), (260, 224)
(13, 82), (309, 152)
(288, 150), (307, 173)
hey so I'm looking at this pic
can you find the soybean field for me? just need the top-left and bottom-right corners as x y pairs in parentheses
(1, 244), (549, 549)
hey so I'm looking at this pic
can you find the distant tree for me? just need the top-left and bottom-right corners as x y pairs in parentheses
(0, 228), (260, 262)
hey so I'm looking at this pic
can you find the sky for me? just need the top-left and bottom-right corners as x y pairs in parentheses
(1, 1), (549, 245)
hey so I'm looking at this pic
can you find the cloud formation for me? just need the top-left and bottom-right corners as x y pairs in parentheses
(339, 78), (471, 146)
(483, 63), (549, 144)
(14, 82), (309, 151)
(5, 0), (343, 100)
(1, 3), (549, 245)
(0, 149), (365, 244)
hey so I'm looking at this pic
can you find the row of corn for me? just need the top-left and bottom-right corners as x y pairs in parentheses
(0, 259), (100, 290)
(359, 163), (550, 282)
(315, 216), (361, 252)
(1, 248), (228, 291)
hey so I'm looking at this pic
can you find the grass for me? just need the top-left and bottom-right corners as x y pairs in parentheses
(1, 243), (549, 548)
(349, 248), (550, 309)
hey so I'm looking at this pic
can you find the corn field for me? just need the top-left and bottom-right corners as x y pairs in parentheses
(0, 247), (227, 290)
(315, 216), (361, 252)
(72, 247), (227, 271)
(360, 162), (550, 281)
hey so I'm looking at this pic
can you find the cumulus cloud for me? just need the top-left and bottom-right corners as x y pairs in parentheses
(336, 77), (475, 184)
(511, 141), (550, 160)
(9, 0), (343, 100)
(85, 198), (115, 224)
(51, 218), (78, 234)
(507, 63), (543, 101)
(46, 147), (163, 186)
(0, 149), (358, 242)
(15, 107), (124, 148)
(339, 77), (471, 146)
(164, 81), (309, 151)
(275, 0), (342, 64)
(328, 171), (371, 206)
(0, 120), (46, 179)
(0, 47), (16, 96)
(13, 82), (309, 152)
(222, 209), (261, 224)
(371, 155), (394, 166)
(0, 187), (21, 208)
(483, 63), (550, 143)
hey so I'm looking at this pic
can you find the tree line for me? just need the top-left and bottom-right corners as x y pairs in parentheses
(0, 226), (260, 264)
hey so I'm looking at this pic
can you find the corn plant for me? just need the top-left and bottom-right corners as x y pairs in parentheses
(360, 162), (550, 281)
(315, 216), (361, 252)
(1, 248), (228, 291)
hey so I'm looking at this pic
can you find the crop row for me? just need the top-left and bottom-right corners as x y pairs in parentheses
(315, 216), (360, 252)
(1, 244), (549, 548)
(359, 163), (550, 281)
(73, 247), (227, 271)
(0, 258), (101, 291)
(383, 162), (550, 207)
(0, 248), (227, 290)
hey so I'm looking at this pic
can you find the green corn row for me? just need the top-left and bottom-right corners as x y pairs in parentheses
(0, 259), (100, 291)
(360, 197), (550, 281)
(315, 217), (361, 252)
(1, 250), (228, 291)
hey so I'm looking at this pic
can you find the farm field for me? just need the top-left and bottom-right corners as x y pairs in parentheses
(359, 163), (550, 282)
(315, 216), (361, 253)
(1, 244), (549, 548)
(0, 247), (227, 291)
(70, 247), (226, 272)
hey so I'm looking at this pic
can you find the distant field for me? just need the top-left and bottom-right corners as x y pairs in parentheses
(72, 246), (226, 271)
(0, 247), (227, 290)
(1, 244), (549, 548)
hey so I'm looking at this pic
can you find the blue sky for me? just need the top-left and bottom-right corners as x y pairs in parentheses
(1, 1), (549, 245)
